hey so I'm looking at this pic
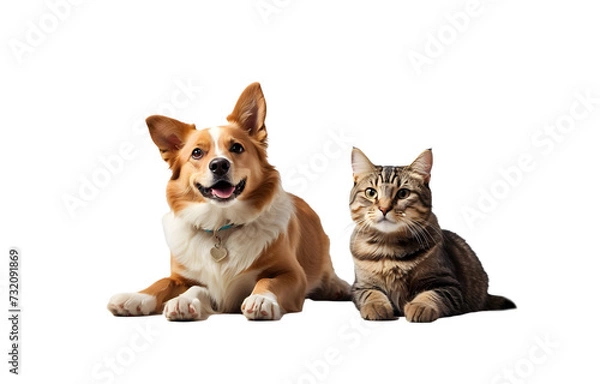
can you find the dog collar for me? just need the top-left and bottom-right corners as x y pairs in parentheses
(203, 223), (239, 234)
(203, 223), (242, 263)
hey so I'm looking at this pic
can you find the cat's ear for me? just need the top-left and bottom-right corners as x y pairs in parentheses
(351, 147), (376, 182)
(409, 149), (433, 185)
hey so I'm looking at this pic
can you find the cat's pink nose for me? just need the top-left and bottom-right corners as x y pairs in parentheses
(379, 206), (390, 216)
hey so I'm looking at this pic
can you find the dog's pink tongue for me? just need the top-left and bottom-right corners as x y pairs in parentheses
(212, 186), (235, 199)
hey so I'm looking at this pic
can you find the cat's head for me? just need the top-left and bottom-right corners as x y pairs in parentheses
(350, 147), (433, 234)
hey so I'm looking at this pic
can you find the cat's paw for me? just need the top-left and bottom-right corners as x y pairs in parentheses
(242, 293), (282, 320)
(404, 301), (440, 323)
(163, 295), (203, 321)
(107, 293), (157, 316)
(360, 300), (396, 321)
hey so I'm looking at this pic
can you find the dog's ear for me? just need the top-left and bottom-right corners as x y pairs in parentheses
(146, 115), (196, 165)
(227, 82), (267, 145)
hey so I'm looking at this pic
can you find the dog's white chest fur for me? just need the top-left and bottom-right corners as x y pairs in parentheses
(162, 189), (293, 311)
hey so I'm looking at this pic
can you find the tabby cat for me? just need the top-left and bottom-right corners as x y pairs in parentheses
(349, 147), (515, 322)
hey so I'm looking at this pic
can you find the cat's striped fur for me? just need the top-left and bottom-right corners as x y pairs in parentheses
(349, 148), (515, 322)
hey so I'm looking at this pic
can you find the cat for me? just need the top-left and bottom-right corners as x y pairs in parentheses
(349, 147), (515, 322)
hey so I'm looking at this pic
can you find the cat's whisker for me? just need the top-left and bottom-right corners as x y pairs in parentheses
(414, 224), (430, 248)
(403, 220), (424, 247)
(405, 219), (438, 249)
(421, 223), (439, 248)
(353, 219), (372, 236)
(344, 221), (358, 233)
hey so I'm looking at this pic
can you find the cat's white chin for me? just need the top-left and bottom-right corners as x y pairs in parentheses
(373, 220), (402, 233)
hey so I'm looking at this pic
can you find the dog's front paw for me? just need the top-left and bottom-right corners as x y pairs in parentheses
(108, 293), (157, 316)
(241, 293), (282, 320)
(163, 295), (203, 321)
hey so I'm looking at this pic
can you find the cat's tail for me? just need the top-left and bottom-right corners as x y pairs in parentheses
(484, 294), (516, 311)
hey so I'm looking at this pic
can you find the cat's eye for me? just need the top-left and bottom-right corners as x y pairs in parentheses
(397, 188), (410, 199)
(191, 148), (204, 160)
(364, 188), (378, 199)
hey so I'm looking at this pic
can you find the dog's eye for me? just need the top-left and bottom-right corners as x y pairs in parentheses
(191, 148), (204, 160)
(230, 143), (244, 154)
(397, 188), (410, 199)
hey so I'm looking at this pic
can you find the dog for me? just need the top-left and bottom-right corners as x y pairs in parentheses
(107, 82), (351, 320)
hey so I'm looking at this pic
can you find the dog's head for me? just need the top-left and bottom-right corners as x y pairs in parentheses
(146, 83), (280, 226)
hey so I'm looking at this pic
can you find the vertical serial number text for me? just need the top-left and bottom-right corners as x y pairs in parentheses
(8, 248), (20, 375)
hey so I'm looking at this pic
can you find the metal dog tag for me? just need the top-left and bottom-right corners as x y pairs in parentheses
(210, 246), (228, 262)
(210, 235), (228, 262)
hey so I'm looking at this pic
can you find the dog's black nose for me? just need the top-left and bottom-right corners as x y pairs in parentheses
(209, 158), (230, 176)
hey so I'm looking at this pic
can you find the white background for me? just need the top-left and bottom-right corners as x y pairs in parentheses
(2, 1), (599, 383)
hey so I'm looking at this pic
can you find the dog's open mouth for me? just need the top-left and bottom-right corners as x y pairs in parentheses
(197, 178), (246, 201)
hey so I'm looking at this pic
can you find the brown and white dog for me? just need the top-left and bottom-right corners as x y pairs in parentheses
(107, 83), (351, 320)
